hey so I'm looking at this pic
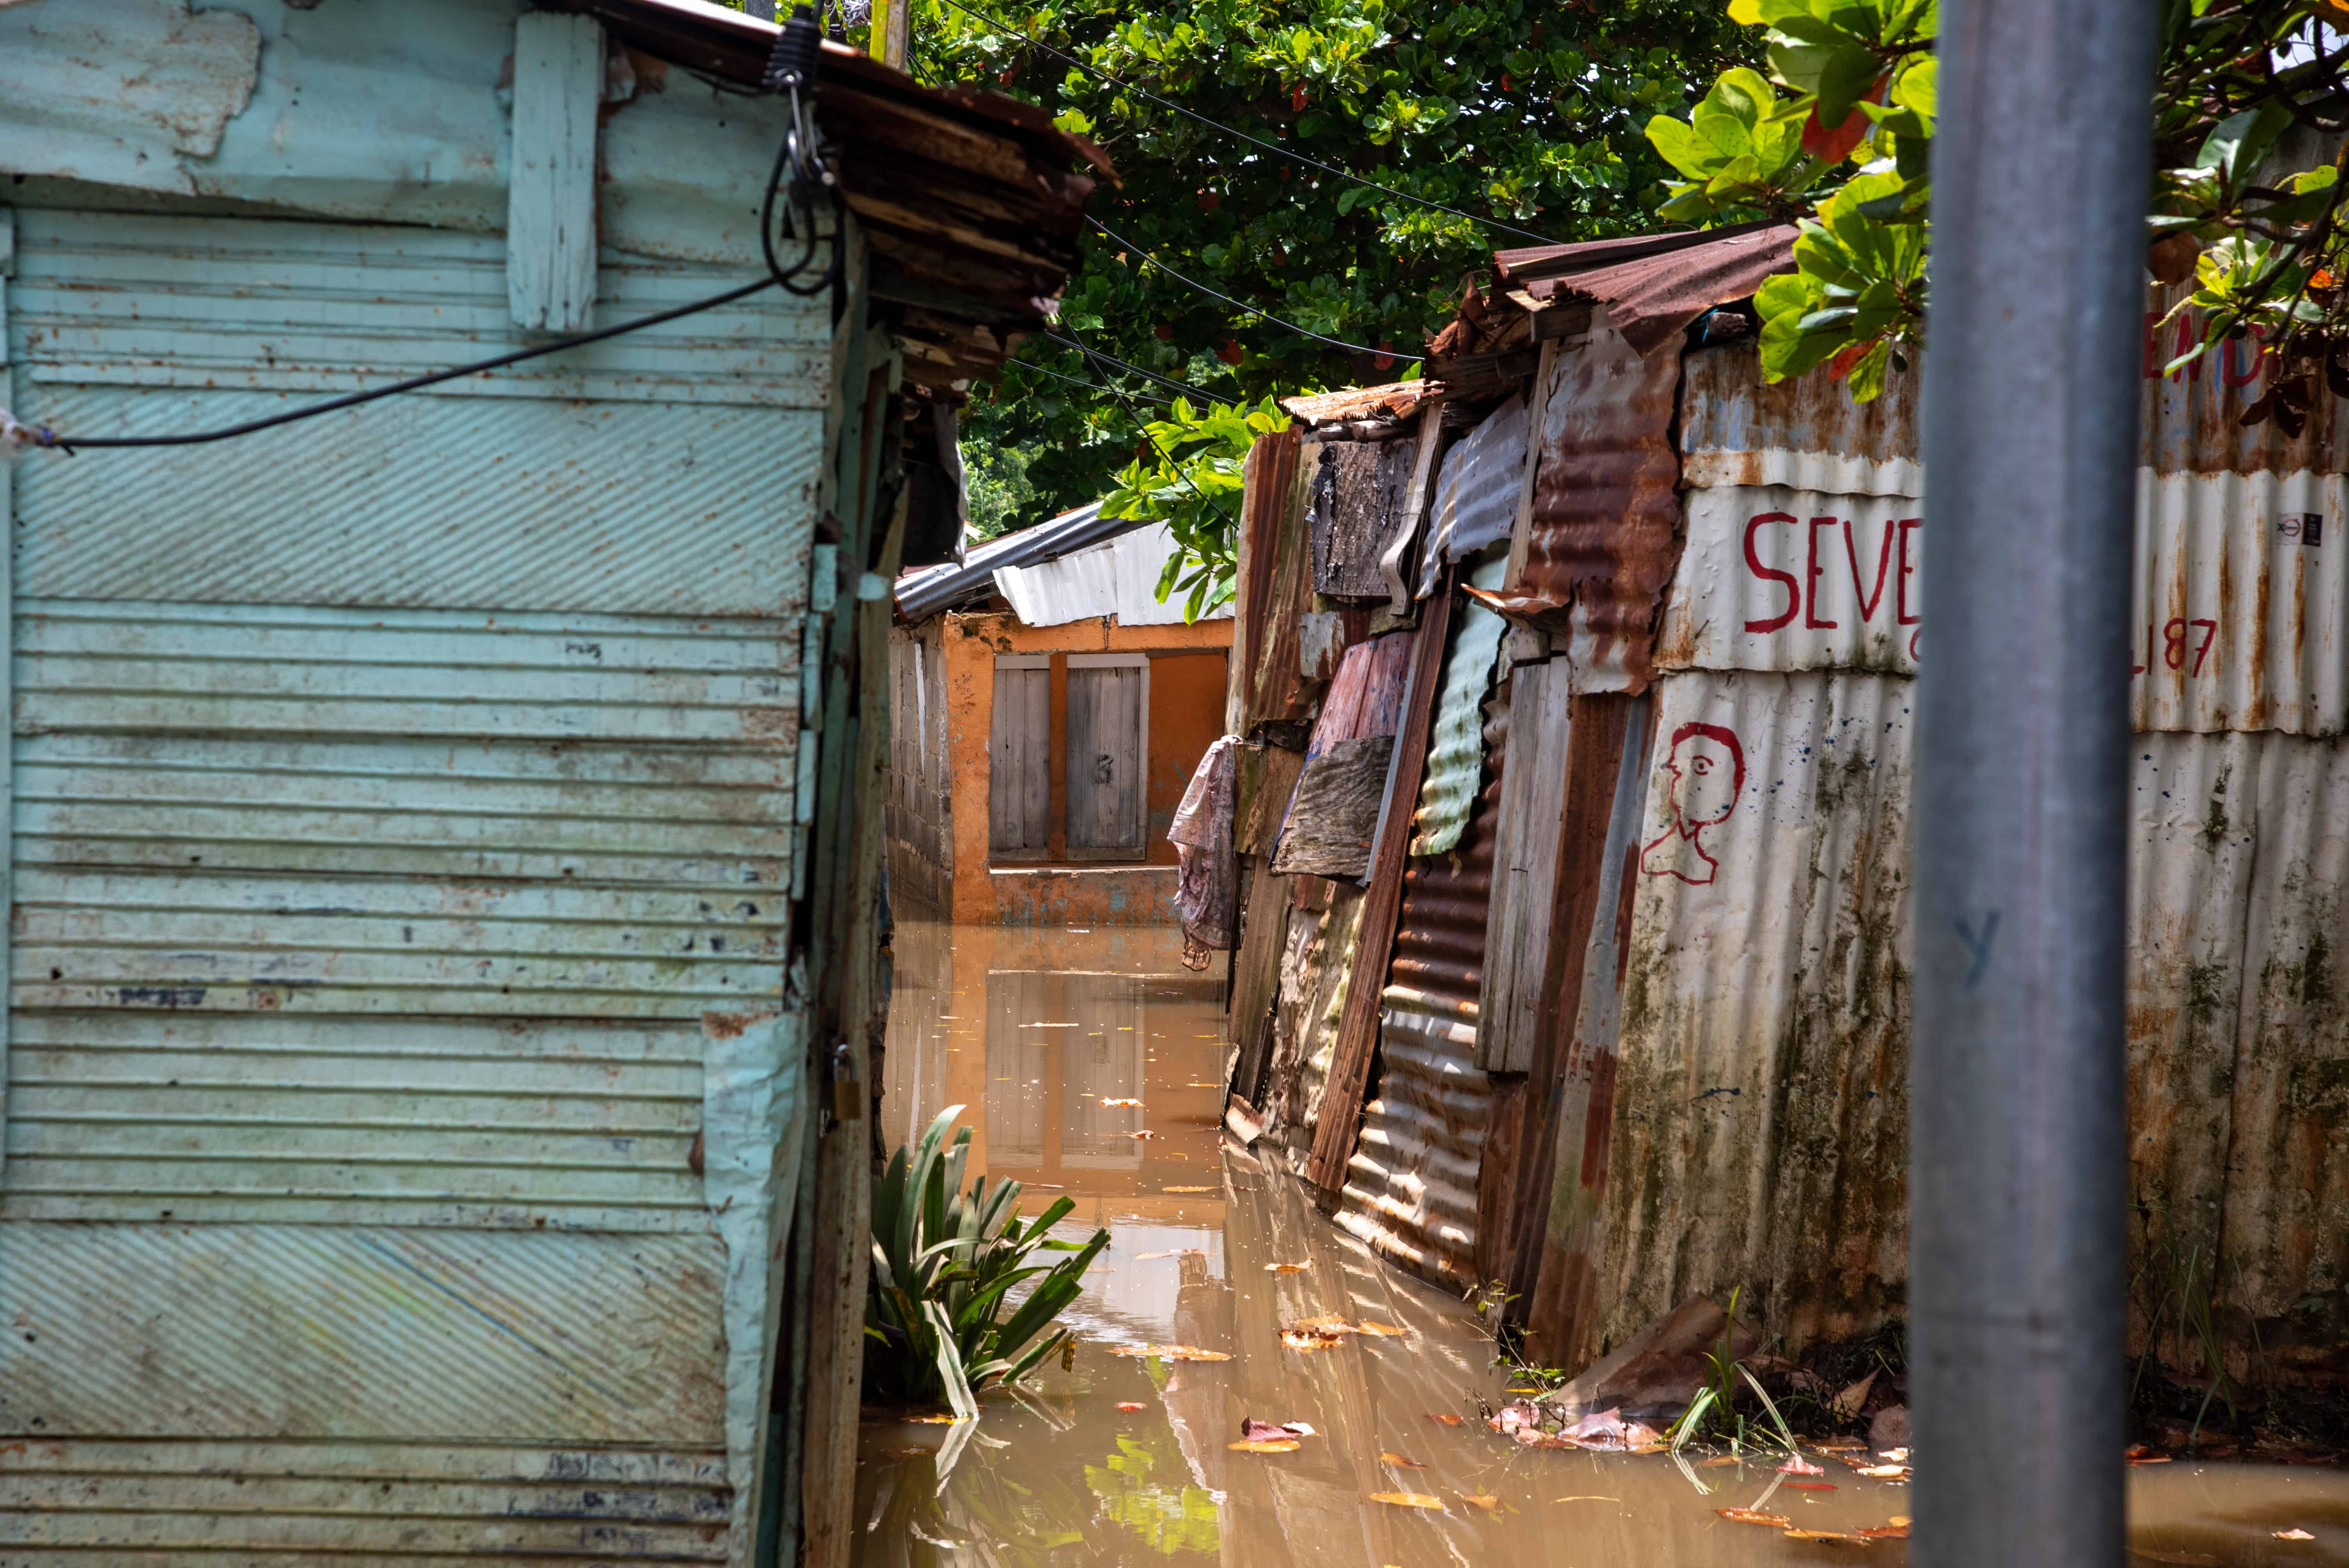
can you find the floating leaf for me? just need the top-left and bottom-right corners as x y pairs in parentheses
(1783, 1528), (1867, 1543)
(1859, 1522), (1911, 1540)
(1281, 1327), (1342, 1351)
(1719, 1509), (1794, 1527)
(1552, 1495), (1622, 1504)
(1783, 1480), (1838, 1491)
(1100, 1097), (1144, 1108)
(1855, 1464), (1910, 1478)
(1356, 1321), (1408, 1337)
(1108, 1343), (1231, 1361)
(1428, 1413), (1464, 1425)
(2275, 1528), (2317, 1540)
(1369, 1492), (1446, 1509)
(1700, 1455), (1742, 1468)
(1162, 1186), (1215, 1194)
(1129, 1131), (1158, 1141)
(1379, 1452), (1425, 1468)
(1116, 1402), (1145, 1411)
(1241, 1418), (1316, 1441)
(1288, 1314), (1360, 1334)
(1230, 1438), (1302, 1452)
(1264, 1263), (1307, 1273)
(1779, 1454), (1826, 1475)
(907, 1414), (959, 1424)
(1457, 1493), (1500, 1511)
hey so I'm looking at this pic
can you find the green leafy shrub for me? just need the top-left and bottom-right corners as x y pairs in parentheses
(864, 1105), (1110, 1418)
(1098, 394), (1290, 623)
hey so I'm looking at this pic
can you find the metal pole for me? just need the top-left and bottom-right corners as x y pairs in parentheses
(1914, 0), (2152, 1560)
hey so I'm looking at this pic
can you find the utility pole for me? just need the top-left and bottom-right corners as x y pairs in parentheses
(1912, 0), (2152, 1563)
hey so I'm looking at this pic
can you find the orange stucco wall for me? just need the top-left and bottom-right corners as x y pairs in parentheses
(941, 610), (1233, 925)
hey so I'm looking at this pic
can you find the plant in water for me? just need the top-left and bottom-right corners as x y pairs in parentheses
(865, 1105), (1111, 1419)
(1668, 1287), (1798, 1455)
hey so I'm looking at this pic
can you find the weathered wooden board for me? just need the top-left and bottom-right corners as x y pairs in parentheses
(987, 660), (1049, 855)
(1232, 741), (1306, 858)
(1269, 736), (1395, 879)
(1065, 661), (1145, 857)
(1310, 439), (1416, 599)
(1233, 433), (1322, 731)
(1228, 852), (1290, 1101)
(1476, 657), (1575, 1071)
(506, 11), (602, 332)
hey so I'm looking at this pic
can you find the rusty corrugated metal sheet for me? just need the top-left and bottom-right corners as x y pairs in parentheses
(1494, 224), (1797, 358)
(1517, 310), (1683, 693)
(1594, 670), (1915, 1353)
(1679, 345), (1923, 498)
(1334, 697), (1503, 1289)
(1264, 884), (1367, 1161)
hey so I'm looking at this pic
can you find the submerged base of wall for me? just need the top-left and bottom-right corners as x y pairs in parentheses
(968, 865), (1182, 927)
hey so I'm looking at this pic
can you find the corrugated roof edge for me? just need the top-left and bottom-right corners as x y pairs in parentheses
(896, 500), (1173, 620)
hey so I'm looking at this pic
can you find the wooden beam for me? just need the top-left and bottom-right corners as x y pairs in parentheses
(1305, 579), (1453, 1191)
(507, 11), (603, 332)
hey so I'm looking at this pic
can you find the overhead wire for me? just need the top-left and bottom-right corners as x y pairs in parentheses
(927, 0), (1561, 245)
(1058, 319), (1236, 533)
(1088, 215), (1422, 363)
(1039, 331), (1230, 400)
(1016, 358), (1175, 405)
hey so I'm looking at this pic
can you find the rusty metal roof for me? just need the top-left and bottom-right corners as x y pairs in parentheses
(561, 0), (1107, 386)
(1491, 223), (1798, 358)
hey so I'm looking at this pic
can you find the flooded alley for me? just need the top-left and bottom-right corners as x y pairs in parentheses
(856, 923), (2349, 1567)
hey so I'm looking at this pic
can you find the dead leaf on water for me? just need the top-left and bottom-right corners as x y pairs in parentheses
(1116, 1402), (1145, 1412)
(1783, 1480), (1838, 1491)
(1552, 1495), (1621, 1505)
(1369, 1492), (1445, 1510)
(1288, 1314), (1361, 1334)
(1719, 1509), (1795, 1527)
(1281, 1327), (1342, 1351)
(1128, 1131), (1158, 1140)
(1879, 1447), (1909, 1462)
(1783, 1529), (1868, 1544)
(2275, 1528), (2317, 1540)
(1264, 1263), (1307, 1273)
(1428, 1413), (1464, 1425)
(1162, 1186), (1215, 1194)
(1100, 1097), (1144, 1108)
(1699, 1455), (1742, 1468)
(1858, 1520), (1911, 1541)
(1779, 1454), (1827, 1475)
(1457, 1494), (1500, 1511)
(1108, 1343), (1231, 1361)
(1356, 1321), (1408, 1336)
(1241, 1418), (1315, 1441)
(1230, 1439), (1302, 1453)
(1855, 1464), (1911, 1478)
(907, 1415), (959, 1424)
(1379, 1452), (1425, 1468)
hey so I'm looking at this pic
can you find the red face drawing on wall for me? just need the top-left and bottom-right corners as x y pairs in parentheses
(1640, 721), (1746, 886)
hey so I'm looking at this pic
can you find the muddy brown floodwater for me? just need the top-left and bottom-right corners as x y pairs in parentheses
(861, 921), (2349, 1567)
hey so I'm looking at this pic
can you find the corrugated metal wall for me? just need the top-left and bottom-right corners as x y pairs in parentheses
(0, 206), (823, 1562)
(1334, 700), (1504, 1290)
(1577, 338), (2349, 1379)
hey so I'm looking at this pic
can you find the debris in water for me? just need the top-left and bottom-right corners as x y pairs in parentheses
(1369, 1492), (1445, 1509)
(1289, 1314), (1360, 1334)
(1128, 1131), (1158, 1140)
(1859, 1519), (1912, 1540)
(1552, 1495), (1622, 1504)
(1134, 1249), (1203, 1260)
(1264, 1262), (1306, 1273)
(1241, 1418), (1316, 1441)
(1230, 1438), (1301, 1452)
(1783, 1528), (1867, 1543)
(1108, 1343), (1230, 1361)
(1457, 1493), (1500, 1510)
(1855, 1463), (1911, 1478)
(1718, 1509), (1794, 1527)
(1356, 1321), (1408, 1337)
(1782, 1480), (1837, 1491)
(1162, 1185), (1215, 1194)
(2275, 1528), (2316, 1539)
(1100, 1097), (1144, 1108)
(1428, 1413), (1463, 1425)
(1779, 1454), (1826, 1475)
(1378, 1452), (1424, 1468)
(1282, 1327), (1342, 1352)
(1116, 1402), (1144, 1412)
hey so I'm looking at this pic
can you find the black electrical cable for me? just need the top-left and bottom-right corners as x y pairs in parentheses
(15, 5), (841, 455)
(1089, 216), (1423, 363)
(1015, 358), (1175, 405)
(1058, 319), (1235, 533)
(1039, 331), (1230, 400)
(929, 0), (1560, 246)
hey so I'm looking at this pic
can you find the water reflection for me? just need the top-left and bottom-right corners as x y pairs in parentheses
(861, 920), (2349, 1567)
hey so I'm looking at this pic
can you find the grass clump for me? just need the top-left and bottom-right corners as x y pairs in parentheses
(864, 1105), (1109, 1418)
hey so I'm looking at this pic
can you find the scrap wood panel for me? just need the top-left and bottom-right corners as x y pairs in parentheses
(1233, 431), (1321, 733)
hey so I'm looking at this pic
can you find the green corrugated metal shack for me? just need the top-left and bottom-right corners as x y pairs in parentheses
(0, 4), (1098, 1563)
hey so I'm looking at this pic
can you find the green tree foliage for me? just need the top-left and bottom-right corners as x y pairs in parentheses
(1097, 396), (1287, 620)
(877, 0), (1751, 526)
(1648, 0), (2349, 421)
